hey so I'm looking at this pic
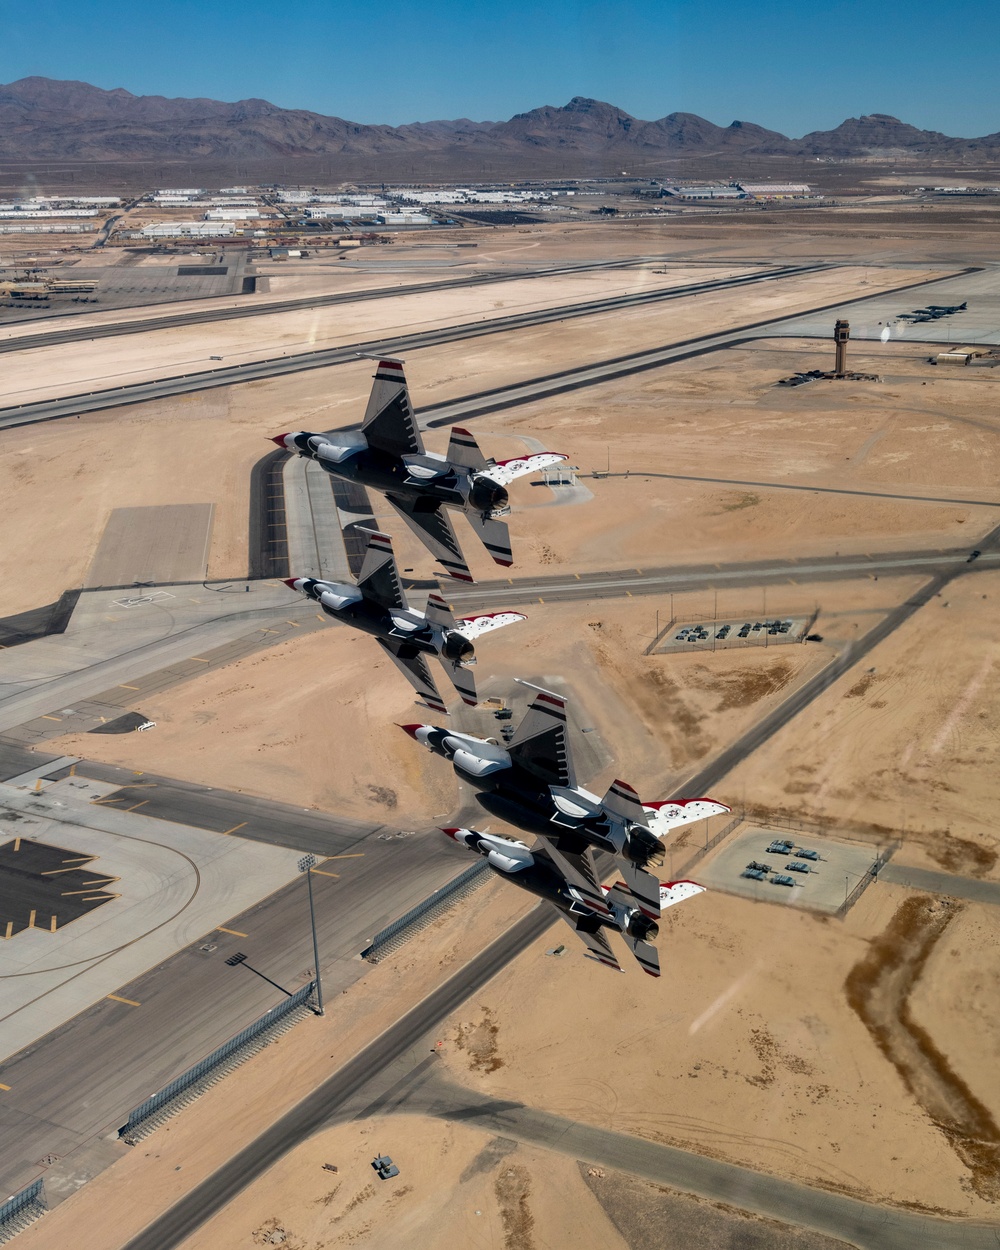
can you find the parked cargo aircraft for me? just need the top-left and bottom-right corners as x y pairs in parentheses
(402, 682), (728, 918)
(444, 826), (705, 975)
(286, 530), (524, 713)
(271, 359), (566, 582)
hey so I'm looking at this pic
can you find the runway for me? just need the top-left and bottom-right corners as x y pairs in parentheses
(0, 263), (831, 428)
(0, 253), (706, 355)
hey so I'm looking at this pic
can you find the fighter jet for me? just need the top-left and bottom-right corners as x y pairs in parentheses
(925, 302), (967, 313)
(286, 530), (525, 713)
(270, 359), (567, 582)
(444, 826), (705, 975)
(401, 682), (729, 919)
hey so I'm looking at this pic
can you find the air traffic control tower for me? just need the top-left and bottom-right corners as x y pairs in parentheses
(833, 319), (850, 375)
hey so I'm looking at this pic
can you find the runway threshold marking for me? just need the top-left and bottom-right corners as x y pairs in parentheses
(222, 822), (247, 835)
(216, 926), (248, 937)
(106, 994), (141, 1007)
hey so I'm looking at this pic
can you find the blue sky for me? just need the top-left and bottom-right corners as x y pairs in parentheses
(1, 0), (998, 136)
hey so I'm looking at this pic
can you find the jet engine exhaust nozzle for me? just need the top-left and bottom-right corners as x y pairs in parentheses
(469, 476), (509, 515)
(626, 914), (659, 942)
(442, 632), (474, 663)
(625, 825), (666, 870)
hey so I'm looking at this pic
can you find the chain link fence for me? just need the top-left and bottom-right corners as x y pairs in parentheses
(119, 981), (315, 1144)
(361, 861), (492, 963)
(0, 1180), (45, 1245)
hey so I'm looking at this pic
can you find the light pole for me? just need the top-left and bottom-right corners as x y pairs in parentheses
(298, 854), (324, 1015)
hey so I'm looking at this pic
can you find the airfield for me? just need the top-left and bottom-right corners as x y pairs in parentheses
(1, 205), (1000, 1249)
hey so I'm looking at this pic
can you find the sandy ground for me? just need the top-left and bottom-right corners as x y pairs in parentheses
(45, 586), (891, 826)
(4, 324), (994, 617)
(431, 879), (1000, 1218)
(726, 568), (1000, 881)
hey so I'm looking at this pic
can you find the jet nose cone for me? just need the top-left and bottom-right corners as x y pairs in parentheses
(269, 433), (291, 447)
(441, 827), (460, 840)
(398, 724), (424, 739)
(283, 577), (300, 590)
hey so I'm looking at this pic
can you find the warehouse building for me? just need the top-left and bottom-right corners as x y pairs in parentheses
(662, 185), (742, 200)
(737, 183), (811, 198)
(139, 221), (236, 238)
(204, 208), (261, 220)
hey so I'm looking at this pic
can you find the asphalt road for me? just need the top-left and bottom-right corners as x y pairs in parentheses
(0, 264), (825, 429)
(449, 546), (1000, 610)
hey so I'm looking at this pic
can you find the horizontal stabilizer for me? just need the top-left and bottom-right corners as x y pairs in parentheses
(441, 656), (477, 707)
(386, 493), (473, 583)
(377, 639), (447, 715)
(556, 912), (623, 972)
(617, 861), (661, 921)
(478, 451), (567, 487)
(464, 510), (513, 567)
(622, 935), (660, 977)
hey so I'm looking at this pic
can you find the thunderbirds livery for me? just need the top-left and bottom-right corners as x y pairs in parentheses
(271, 359), (566, 582)
(402, 682), (729, 920)
(444, 827), (705, 976)
(286, 530), (524, 713)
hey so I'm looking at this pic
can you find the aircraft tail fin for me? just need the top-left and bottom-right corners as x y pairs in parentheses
(361, 359), (425, 458)
(424, 590), (457, 630)
(447, 426), (488, 471)
(356, 531), (405, 611)
(600, 778), (650, 828)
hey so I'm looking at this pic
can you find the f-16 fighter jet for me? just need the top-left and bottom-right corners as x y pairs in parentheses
(444, 826), (705, 975)
(401, 682), (729, 919)
(270, 359), (566, 582)
(285, 530), (524, 714)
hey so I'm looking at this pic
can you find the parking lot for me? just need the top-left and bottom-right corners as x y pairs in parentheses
(695, 825), (885, 913)
(655, 614), (814, 654)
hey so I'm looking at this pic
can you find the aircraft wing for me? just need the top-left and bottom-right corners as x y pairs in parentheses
(385, 493), (473, 583)
(454, 610), (526, 641)
(376, 639), (447, 715)
(477, 452), (567, 487)
(535, 838), (612, 919)
(643, 798), (730, 837)
(555, 911), (623, 973)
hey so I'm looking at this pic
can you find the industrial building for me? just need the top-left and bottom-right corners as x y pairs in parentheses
(138, 221), (236, 238)
(0, 208), (99, 218)
(204, 208), (261, 221)
(378, 212), (433, 225)
(737, 183), (811, 198)
(0, 223), (96, 234)
(662, 185), (742, 200)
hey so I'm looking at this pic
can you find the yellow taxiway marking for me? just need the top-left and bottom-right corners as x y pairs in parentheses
(34, 779), (43, 792)
(324, 853), (365, 860)
(61, 856), (92, 863)
(309, 869), (339, 878)
(2, 922), (11, 940)
(119, 684), (140, 691)
(107, 994), (141, 1007)
(286, 620), (301, 627)
(316, 613), (325, 621)
(636, 568), (643, 575)
(626, 590), (633, 597)
(508, 578), (513, 584)
(126, 800), (149, 812)
(92, 797), (124, 805)
(574, 573), (581, 580)
(27, 910), (36, 929)
(40, 715), (62, 722)
(69, 764), (76, 777)
(191, 656), (210, 663)
(538, 597), (544, 604)
(0, 1083), (11, 1091)
(49, 916), (58, 932)
(222, 822), (247, 835)
(217, 926), (248, 938)
(12, 838), (20, 852)
(61, 888), (105, 896)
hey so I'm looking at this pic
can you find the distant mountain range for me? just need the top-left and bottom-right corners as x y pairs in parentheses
(1, 77), (997, 166)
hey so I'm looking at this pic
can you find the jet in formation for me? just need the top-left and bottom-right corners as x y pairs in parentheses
(271, 359), (566, 582)
(286, 529), (524, 713)
(402, 682), (728, 921)
(444, 825), (705, 975)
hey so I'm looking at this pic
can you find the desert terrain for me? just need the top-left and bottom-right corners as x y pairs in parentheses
(3, 209), (999, 1249)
